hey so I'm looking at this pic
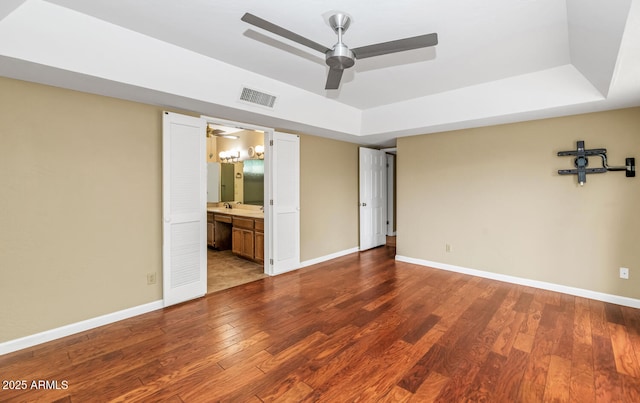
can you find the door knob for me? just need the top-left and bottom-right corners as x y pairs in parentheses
(361, 202), (367, 207)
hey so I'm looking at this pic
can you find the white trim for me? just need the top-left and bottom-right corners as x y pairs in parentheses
(269, 247), (359, 276)
(386, 153), (395, 237)
(0, 300), (164, 356)
(270, 266), (300, 276)
(299, 247), (360, 269)
(199, 115), (273, 134)
(395, 255), (640, 309)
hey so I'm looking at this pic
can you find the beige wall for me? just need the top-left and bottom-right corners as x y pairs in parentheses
(0, 77), (361, 343)
(300, 134), (359, 261)
(0, 77), (165, 342)
(397, 107), (640, 299)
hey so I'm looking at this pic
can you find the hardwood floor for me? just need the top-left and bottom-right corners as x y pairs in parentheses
(2, 246), (640, 402)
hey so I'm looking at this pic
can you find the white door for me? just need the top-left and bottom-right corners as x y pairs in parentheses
(162, 112), (207, 307)
(266, 131), (300, 275)
(359, 147), (387, 250)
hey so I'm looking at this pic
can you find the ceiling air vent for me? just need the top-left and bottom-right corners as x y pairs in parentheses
(239, 87), (277, 108)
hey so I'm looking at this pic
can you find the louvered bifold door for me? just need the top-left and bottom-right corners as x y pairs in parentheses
(162, 112), (207, 307)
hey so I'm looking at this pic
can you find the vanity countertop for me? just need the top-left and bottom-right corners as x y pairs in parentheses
(207, 207), (264, 219)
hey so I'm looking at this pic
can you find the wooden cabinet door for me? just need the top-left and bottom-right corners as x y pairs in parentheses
(232, 228), (243, 255)
(232, 227), (255, 259)
(255, 231), (264, 263)
(241, 229), (254, 259)
(207, 222), (215, 247)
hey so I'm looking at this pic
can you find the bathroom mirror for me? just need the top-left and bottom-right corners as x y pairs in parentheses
(220, 163), (235, 202)
(206, 125), (265, 205)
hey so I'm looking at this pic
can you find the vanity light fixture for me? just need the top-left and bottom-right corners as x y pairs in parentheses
(219, 149), (240, 163)
(230, 149), (240, 162)
(255, 145), (264, 159)
(248, 145), (265, 159)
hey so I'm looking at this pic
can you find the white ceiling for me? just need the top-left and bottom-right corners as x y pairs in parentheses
(0, 0), (638, 146)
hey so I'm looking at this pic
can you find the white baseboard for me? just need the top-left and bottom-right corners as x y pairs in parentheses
(300, 247), (360, 269)
(395, 255), (640, 309)
(0, 300), (164, 356)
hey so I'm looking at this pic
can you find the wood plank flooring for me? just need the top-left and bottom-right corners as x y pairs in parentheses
(2, 246), (640, 402)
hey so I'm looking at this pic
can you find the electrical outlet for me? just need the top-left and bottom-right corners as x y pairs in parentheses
(620, 267), (629, 280)
(147, 272), (157, 285)
(445, 244), (452, 253)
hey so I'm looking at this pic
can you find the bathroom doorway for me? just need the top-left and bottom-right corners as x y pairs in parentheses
(163, 113), (300, 305)
(204, 121), (267, 293)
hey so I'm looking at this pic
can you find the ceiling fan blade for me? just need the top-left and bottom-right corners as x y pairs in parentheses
(352, 33), (438, 59)
(241, 13), (330, 54)
(325, 68), (344, 90)
(206, 127), (225, 137)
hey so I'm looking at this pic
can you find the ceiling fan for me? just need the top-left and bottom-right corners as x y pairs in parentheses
(206, 125), (227, 138)
(241, 12), (438, 90)
(207, 124), (240, 139)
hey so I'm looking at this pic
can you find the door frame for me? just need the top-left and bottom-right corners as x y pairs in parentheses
(162, 112), (302, 303)
(199, 116), (284, 276)
(385, 152), (396, 236)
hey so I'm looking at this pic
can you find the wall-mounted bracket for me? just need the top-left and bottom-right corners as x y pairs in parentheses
(557, 140), (635, 186)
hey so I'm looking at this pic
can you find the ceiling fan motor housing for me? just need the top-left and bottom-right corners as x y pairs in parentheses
(326, 13), (355, 69)
(326, 44), (355, 69)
